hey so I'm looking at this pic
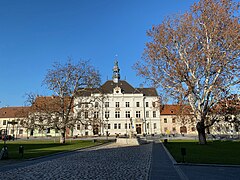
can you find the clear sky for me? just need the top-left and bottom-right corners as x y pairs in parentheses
(0, 0), (198, 107)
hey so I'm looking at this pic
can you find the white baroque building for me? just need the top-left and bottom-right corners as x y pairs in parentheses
(73, 61), (160, 137)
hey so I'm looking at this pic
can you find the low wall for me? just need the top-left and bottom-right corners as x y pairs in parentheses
(116, 138), (139, 145)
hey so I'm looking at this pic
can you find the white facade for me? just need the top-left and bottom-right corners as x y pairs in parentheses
(73, 61), (160, 137)
(74, 88), (160, 136)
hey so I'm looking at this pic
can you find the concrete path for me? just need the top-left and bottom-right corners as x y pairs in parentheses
(179, 164), (240, 180)
(149, 142), (186, 180)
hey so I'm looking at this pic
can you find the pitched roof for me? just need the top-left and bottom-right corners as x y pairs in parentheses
(32, 96), (73, 113)
(160, 104), (193, 115)
(77, 80), (158, 96)
(101, 80), (136, 94)
(136, 88), (158, 96)
(0, 106), (31, 118)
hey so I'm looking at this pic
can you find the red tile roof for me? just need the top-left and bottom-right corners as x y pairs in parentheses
(32, 96), (73, 113)
(0, 106), (30, 118)
(160, 104), (192, 115)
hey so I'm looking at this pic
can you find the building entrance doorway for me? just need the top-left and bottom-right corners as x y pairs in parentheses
(136, 124), (142, 134)
(93, 125), (99, 135)
(180, 126), (187, 134)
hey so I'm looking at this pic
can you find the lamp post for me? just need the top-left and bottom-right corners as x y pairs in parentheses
(130, 117), (133, 138)
(105, 117), (109, 140)
(126, 118), (128, 137)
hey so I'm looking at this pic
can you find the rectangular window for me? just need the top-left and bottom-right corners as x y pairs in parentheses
(129, 123), (131, 129)
(153, 111), (156, 118)
(136, 102), (140, 107)
(77, 124), (80, 130)
(164, 118), (167, 123)
(94, 112), (99, 119)
(126, 102), (130, 107)
(105, 102), (109, 108)
(125, 111), (130, 118)
(55, 129), (58, 133)
(118, 123), (121, 129)
(152, 102), (156, 107)
(115, 111), (120, 118)
(136, 111), (141, 118)
(114, 123), (117, 129)
(84, 112), (88, 119)
(147, 123), (149, 129)
(154, 123), (157, 129)
(95, 102), (99, 108)
(19, 129), (23, 134)
(105, 111), (109, 118)
(108, 124), (111, 129)
(146, 111), (149, 118)
(116, 102), (119, 107)
(85, 103), (89, 108)
(146, 102), (149, 107)
(85, 124), (88, 130)
(3, 120), (6, 125)
(172, 118), (176, 123)
(172, 127), (176, 132)
(125, 123), (127, 129)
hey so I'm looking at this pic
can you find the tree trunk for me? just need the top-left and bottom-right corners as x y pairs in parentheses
(196, 121), (207, 145)
(60, 131), (66, 144)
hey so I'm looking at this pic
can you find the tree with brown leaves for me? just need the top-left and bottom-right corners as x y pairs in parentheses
(134, 0), (239, 144)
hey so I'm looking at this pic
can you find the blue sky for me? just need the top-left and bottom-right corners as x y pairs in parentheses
(0, 0), (198, 106)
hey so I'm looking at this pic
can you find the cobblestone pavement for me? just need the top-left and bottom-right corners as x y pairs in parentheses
(0, 143), (152, 180)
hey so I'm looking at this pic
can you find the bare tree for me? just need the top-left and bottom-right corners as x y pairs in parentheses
(74, 89), (109, 136)
(42, 59), (101, 143)
(134, 0), (239, 144)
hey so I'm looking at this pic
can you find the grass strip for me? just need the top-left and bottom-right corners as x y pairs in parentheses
(164, 140), (240, 165)
(1, 139), (107, 160)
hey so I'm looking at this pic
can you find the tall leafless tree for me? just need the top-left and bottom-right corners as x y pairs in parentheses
(134, 0), (239, 144)
(42, 59), (101, 143)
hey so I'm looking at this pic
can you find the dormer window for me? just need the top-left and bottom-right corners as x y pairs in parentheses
(171, 110), (174, 113)
(114, 86), (121, 94)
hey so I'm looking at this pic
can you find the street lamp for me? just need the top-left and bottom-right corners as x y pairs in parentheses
(130, 117), (133, 138)
(105, 117), (109, 140)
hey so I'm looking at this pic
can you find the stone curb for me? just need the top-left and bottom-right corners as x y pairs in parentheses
(175, 163), (240, 168)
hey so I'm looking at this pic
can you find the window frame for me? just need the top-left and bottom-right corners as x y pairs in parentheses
(136, 111), (141, 118)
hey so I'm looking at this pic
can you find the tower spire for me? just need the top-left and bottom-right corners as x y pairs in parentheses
(112, 56), (120, 83)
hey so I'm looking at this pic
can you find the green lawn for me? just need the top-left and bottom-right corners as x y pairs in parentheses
(0, 139), (108, 160)
(164, 140), (240, 165)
